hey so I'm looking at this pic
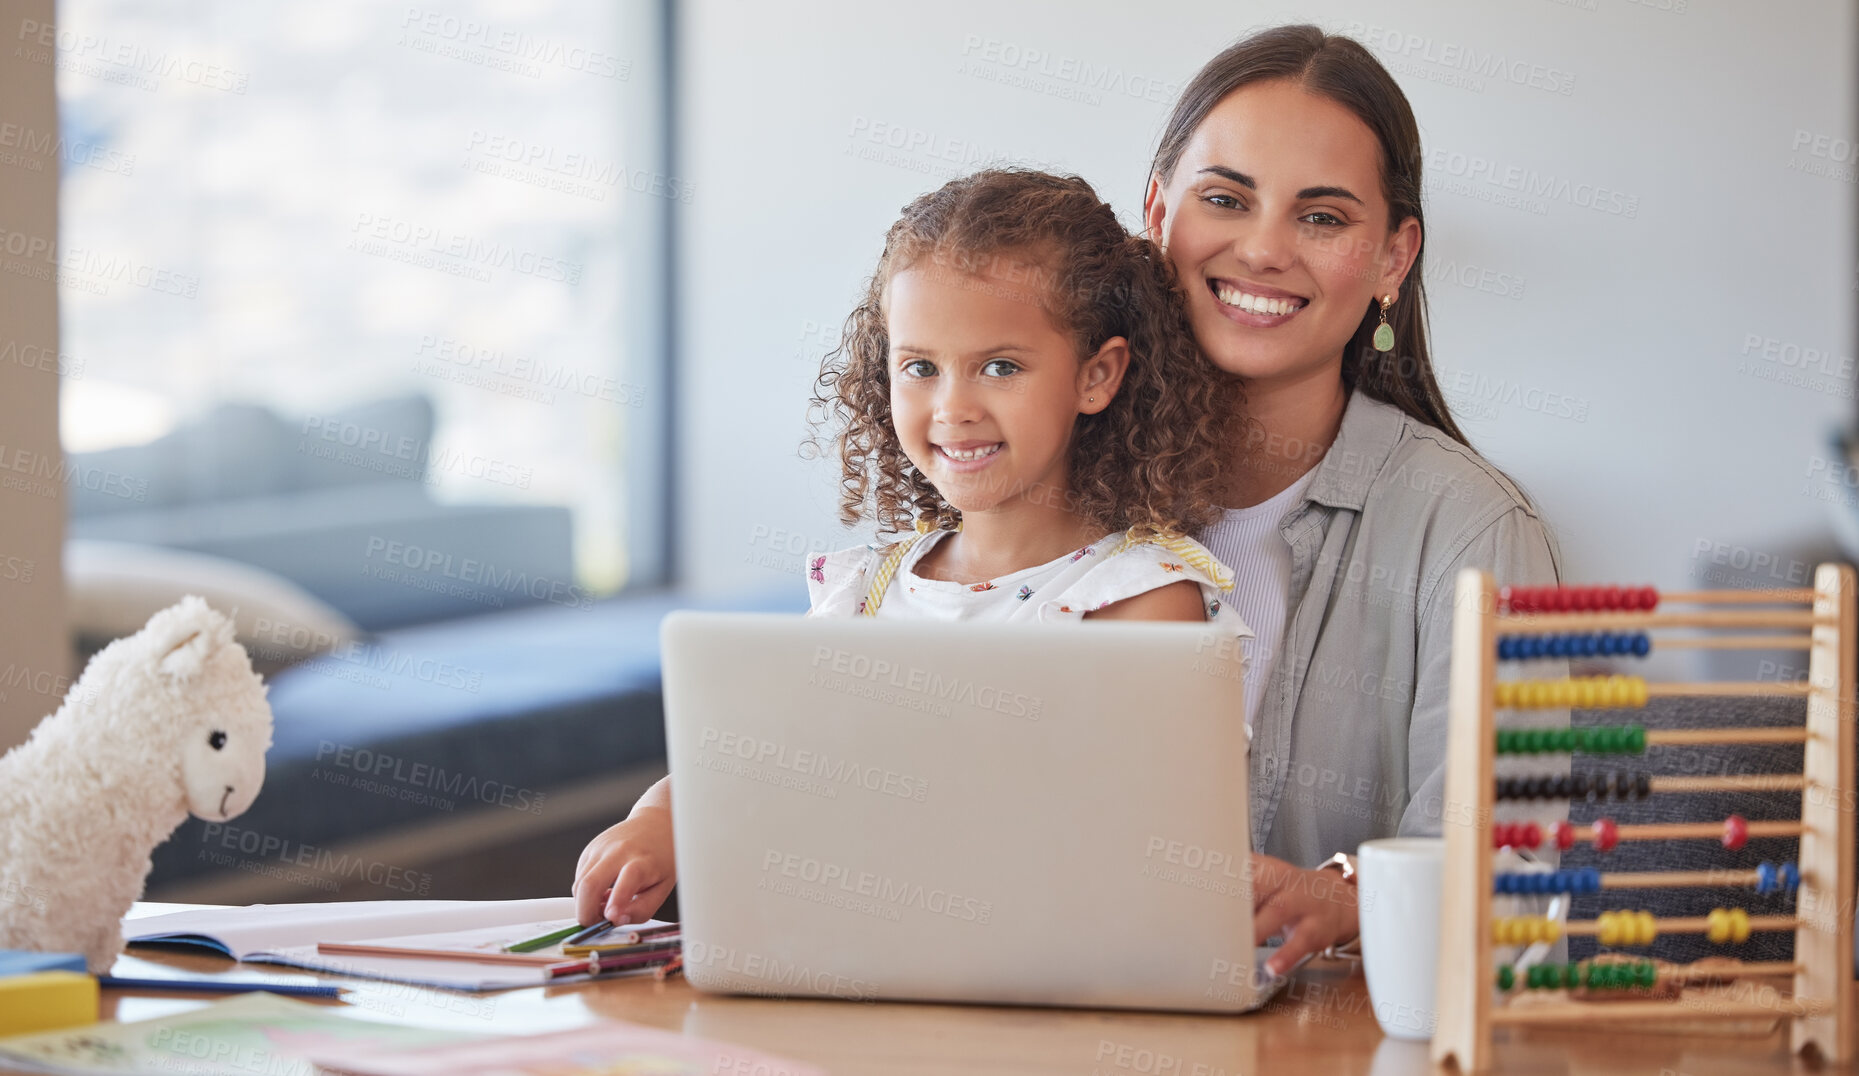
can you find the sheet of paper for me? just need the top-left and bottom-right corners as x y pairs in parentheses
(310, 1019), (825, 1076)
(244, 945), (561, 992)
(122, 898), (577, 960)
(0, 993), (480, 1075)
(318, 918), (676, 966)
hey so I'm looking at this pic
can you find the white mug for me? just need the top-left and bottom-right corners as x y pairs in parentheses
(1356, 837), (1446, 1040)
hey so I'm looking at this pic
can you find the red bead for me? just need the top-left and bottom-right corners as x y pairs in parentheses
(1722, 814), (1749, 851)
(1522, 823), (1542, 850)
(1576, 587), (1596, 611)
(1638, 586), (1659, 610)
(1554, 820), (1575, 851)
(1592, 818), (1619, 852)
(1509, 587), (1533, 613)
(1601, 585), (1624, 610)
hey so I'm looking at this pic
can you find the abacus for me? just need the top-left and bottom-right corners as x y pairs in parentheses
(1432, 566), (1855, 1072)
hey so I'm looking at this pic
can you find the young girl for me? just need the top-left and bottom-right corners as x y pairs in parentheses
(573, 169), (1251, 927)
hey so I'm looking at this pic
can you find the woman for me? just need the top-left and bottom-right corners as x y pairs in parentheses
(1142, 25), (1562, 974)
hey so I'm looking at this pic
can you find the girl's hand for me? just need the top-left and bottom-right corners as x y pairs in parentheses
(572, 804), (676, 926)
(1250, 852), (1359, 977)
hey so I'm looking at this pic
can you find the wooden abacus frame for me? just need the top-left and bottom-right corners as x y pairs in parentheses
(1432, 565), (1855, 1072)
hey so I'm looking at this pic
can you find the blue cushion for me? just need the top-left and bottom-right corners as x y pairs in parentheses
(147, 585), (806, 891)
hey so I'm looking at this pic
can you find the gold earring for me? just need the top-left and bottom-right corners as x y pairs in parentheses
(1372, 296), (1395, 353)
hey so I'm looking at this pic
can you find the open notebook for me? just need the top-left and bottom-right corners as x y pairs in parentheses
(124, 899), (673, 991)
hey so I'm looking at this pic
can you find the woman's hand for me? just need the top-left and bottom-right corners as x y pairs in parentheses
(572, 803), (677, 926)
(1250, 852), (1359, 977)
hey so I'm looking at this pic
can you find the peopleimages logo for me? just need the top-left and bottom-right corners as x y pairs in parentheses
(761, 849), (994, 925)
(808, 646), (1041, 719)
(699, 727), (928, 802)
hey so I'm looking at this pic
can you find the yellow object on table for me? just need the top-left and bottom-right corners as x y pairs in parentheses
(0, 971), (99, 1036)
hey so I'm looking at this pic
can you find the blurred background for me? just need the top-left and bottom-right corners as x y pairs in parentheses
(0, 0), (1852, 902)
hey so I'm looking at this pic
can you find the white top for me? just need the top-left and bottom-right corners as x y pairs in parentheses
(1195, 466), (1320, 728)
(807, 529), (1254, 640)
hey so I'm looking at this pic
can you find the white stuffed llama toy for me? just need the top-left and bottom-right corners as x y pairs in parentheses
(0, 596), (273, 972)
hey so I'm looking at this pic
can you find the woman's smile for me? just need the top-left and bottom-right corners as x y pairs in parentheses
(1208, 277), (1310, 327)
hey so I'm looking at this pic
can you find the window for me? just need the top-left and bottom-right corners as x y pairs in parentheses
(53, 0), (671, 626)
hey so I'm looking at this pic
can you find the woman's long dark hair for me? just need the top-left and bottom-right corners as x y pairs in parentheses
(1151, 24), (1472, 447)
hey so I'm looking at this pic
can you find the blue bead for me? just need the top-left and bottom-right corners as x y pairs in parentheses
(1527, 637), (1545, 659)
(1498, 638), (1513, 660)
(1579, 634), (1598, 657)
(1596, 633), (1615, 655)
(1632, 633), (1651, 657)
(1782, 862), (1800, 891)
(1756, 862), (1776, 895)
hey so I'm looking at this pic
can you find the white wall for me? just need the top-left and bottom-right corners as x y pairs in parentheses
(675, 0), (1858, 603)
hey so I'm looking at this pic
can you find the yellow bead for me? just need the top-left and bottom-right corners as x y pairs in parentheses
(1598, 912), (1619, 947)
(1706, 909), (1727, 944)
(1729, 908), (1750, 944)
(1635, 911), (1656, 946)
(1576, 679), (1595, 707)
(1495, 683), (1513, 708)
(1630, 677), (1648, 707)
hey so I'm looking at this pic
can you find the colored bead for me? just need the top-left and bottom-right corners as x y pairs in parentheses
(1756, 861), (1777, 895)
(1634, 961), (1656, 988)
(1722, 814), (1749, 851)
(1521, 823), (1542, 851)
(1554, 820), (1575, 851)
(1638, 586), (1659, 610)
(1631, 633), (1651, 657)
(1592, 818), (1619, 852)
(1497, 964), (1514, 990)
(1782, 862), (1799, 891)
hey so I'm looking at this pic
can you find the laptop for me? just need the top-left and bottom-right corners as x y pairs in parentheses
(661, 611), (1296, 1012)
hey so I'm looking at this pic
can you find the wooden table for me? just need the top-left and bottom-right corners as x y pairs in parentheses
(7, 944), (1850, 1075)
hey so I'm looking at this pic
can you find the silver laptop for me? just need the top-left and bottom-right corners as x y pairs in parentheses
(661, 611), (1293, 1012)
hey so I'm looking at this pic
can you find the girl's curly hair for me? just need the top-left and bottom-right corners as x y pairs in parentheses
(810, 168), (1243, 539)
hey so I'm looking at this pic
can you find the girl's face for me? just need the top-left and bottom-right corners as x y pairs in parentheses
(1144, 79), (1420, 389)
(885, 257), (1126, 518)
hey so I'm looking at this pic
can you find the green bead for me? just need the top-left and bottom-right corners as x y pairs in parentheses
(1636, 962), (1656, 988)
(1496, 730), (1514, 754)
(1594, 965), (1613, 988)
(1626, 724), (1646, 754)
(1373, 321), (1396, 352)
(1498, 965), (1514, 990)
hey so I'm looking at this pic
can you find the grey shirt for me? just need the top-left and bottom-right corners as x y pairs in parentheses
(1226, 391), (1564, 867)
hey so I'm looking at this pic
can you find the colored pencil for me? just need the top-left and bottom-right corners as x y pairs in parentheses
(503, 923), (588, 953)
(560, 920), (620, 947)
(99, 976), (345, 998)
(544, 947), (680, 980)
(561, 935), (682, 958)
